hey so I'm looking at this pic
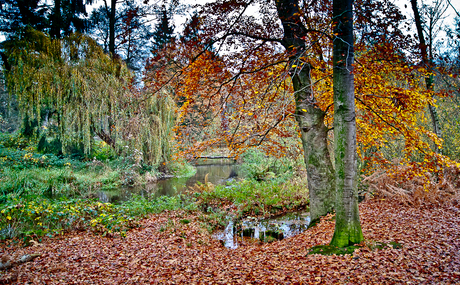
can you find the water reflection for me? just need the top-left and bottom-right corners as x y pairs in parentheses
(100, 161), (238, 204)
(214, 212), (311, 248)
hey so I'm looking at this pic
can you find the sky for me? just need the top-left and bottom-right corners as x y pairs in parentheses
(0, 0), (458, 48)
(397, 0), (459, 50)
(108, 0), (460, 49)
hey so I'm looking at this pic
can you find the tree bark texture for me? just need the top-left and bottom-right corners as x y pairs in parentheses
(275, 0), (335, 222)
(330, 0), (363, 248)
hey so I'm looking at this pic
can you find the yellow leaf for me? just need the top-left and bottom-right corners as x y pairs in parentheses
(7, 216), (12, 220)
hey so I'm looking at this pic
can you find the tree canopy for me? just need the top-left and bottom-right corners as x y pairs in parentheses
(145, 0), (457, 178)
(3, 28), (176, 165)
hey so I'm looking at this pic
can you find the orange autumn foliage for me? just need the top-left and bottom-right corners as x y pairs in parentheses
(143, 0), (458, 182)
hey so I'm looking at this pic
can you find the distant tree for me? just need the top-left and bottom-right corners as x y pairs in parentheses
(49, 0), (93, 38)
(151, 5), (175, 54)
(86, 0), (121, 56)
(88, 5), (111, 52)
(180, 13), (200, 44)
(89, 0), (153, 69)
(0, 0), (93, 38)
(0, 66), (19, 132)
(108, 0), (117, 55)
(354, 0), (411, 48)
(410, 0), (447, 152)
(444, 16), (460, 67)
(2, 28), (176, 164)
(0, 0), (48, 35)
(118, 0), (153, 70)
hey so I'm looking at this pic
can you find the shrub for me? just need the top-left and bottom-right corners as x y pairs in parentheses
(0, 195), (196, 239)
(192, 178), (309, 220)
(238, 148), (301, 182)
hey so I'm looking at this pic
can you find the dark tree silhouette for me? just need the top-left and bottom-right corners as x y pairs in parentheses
(152, 5), (175, 53)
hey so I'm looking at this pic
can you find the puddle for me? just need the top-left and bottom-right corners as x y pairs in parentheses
(214, 211), (311, 248)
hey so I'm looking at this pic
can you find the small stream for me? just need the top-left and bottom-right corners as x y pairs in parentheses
(98, 159), (310, 248)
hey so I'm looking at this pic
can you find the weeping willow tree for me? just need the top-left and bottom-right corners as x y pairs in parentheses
(118, 90), (176, 166)
(2, 27), (176, 165)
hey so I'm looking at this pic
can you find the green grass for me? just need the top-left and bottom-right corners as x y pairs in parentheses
(0, 195), (197, 240)
(307, 244), (363, 256)
(0, 133), (309, 241)
(0, 131), (199, 240)
(0, 166), (121, 203)
(193, 178), (309, 220)
(185, 148), (309, 231)
(167, 158), (197, 178)
(307, 240), (403, 256)
(0, 157), (197, 240)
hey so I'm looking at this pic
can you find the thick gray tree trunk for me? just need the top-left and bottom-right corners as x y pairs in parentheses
(330, 0), (363, 247)
(275, 0), (335, 222)
(293, 68), (335, 222)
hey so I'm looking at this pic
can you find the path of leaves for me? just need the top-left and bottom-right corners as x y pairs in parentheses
(1, 199), (459, 284)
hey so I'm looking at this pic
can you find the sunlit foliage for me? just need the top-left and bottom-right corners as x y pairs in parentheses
(145, 0), (458, 181)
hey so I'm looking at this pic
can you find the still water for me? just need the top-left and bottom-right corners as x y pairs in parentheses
(214, 212), (311, 248)
(98, 160), (237, 203)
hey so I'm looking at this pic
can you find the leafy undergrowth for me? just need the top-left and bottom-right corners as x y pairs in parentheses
(1, 199), (460, 284)
(0, 195), (194, 240)
(190, 177), (309, 223)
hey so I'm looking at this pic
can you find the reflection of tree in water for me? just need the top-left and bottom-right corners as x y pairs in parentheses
(188, 164), (237, 186)
(228, 169), (238, 179)
(100, 163), (238, 203)
(215, 212), (311, 248)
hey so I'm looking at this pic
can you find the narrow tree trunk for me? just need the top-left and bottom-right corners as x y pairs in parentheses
(330, 0), (363, 248)
(94, 129), (116, 150)
(50, 0), (62, 39)
(410, 0), (443, 153)
(109, 0), (117, 56)
(275, 0), (335, 221)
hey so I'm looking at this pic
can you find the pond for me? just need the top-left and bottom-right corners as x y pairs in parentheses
(98, 158), (238, 203)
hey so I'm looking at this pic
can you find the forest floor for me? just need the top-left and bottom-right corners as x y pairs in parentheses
(1, 198), (459, 284)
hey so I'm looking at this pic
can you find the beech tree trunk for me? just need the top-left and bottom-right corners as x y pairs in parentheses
(275, 0), (335, 222)
(294, 68), (335, 222)
(330, 0), (364, 247)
